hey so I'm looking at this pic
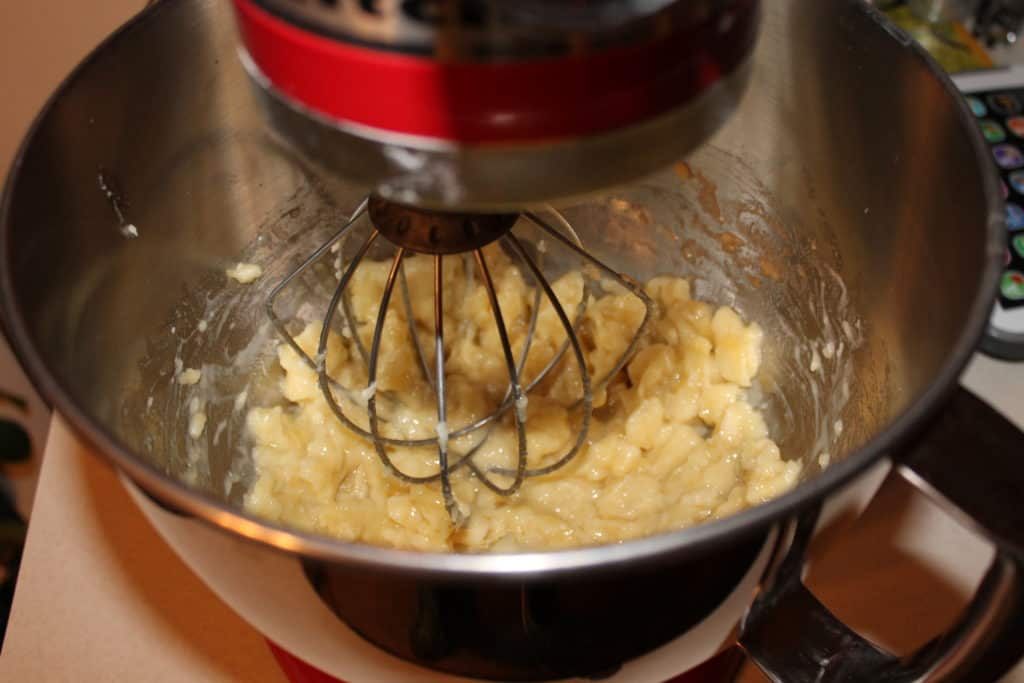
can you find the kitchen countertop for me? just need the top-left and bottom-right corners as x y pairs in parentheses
(1, 1), (1024, 681)
(0, 417), (287, 683)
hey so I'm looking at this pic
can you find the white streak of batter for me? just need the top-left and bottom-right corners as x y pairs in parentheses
(436, 419), (449, 453)
(188, 397), (207, 439)
(226, 262), (263, 284)
(809, 348), (822, 374)
(178, 367), (202, 385)
(514, 394), (529, 423)
(213, 420), (228, 446)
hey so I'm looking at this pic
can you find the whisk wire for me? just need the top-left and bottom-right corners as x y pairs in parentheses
(432, 255), (460, 519)
(266, 198), (367, 380)
(523, 211), (655, 404)
(473, 249), (529, 495)
(364, 247), (436, 484)
(502, 234), (593, 477)
(340, 285), (370, 367)
(401, 260), (435, 390)
(316, 229), (425, 449)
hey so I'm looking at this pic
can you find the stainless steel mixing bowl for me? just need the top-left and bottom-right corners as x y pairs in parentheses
(2, 0), (1022, 680)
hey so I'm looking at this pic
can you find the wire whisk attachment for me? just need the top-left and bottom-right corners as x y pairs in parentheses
(267, 197), (652, 521)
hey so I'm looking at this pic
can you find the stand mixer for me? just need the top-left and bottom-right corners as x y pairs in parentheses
(3, 0), (1018, 679)
(232, 0), (759, 520)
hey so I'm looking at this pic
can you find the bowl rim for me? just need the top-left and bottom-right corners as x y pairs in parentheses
(0, 0), (1006, 577)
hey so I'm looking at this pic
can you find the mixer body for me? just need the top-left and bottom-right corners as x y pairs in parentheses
(232, 0), (760, 210)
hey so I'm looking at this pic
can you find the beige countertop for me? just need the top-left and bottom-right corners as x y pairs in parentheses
(1, 2), (1024, 681)
(0, 418), (286, 683)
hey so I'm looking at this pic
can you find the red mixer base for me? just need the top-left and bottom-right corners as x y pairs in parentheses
(266, 640), (745, 683)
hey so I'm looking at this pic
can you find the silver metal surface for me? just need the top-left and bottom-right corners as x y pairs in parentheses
(0, 0), (1004, 581)
(247, 54), (754, 212)
(266, 199), (648, 518)
(237, 0), (758, 211)
(250, 0), (683, 56)
(366, 196), (517, 254)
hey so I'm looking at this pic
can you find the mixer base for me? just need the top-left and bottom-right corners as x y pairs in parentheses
(300, 531), (765, 682)
(267, 639), (747, 683)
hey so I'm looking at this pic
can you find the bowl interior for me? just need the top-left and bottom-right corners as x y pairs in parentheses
(0, 0), (998, 551)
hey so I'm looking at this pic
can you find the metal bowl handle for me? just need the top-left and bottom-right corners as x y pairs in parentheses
(740, 387), (1024, 682)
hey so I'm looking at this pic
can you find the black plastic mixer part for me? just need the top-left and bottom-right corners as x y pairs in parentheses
(367, 195), (518, 255)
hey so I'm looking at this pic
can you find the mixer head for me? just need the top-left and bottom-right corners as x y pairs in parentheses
(231, 0), (760, 211)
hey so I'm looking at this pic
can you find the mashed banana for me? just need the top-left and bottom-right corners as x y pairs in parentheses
(244, 247), (800, 552)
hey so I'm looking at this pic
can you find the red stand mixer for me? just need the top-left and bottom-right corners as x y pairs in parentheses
(4, 1), (1024, 682)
